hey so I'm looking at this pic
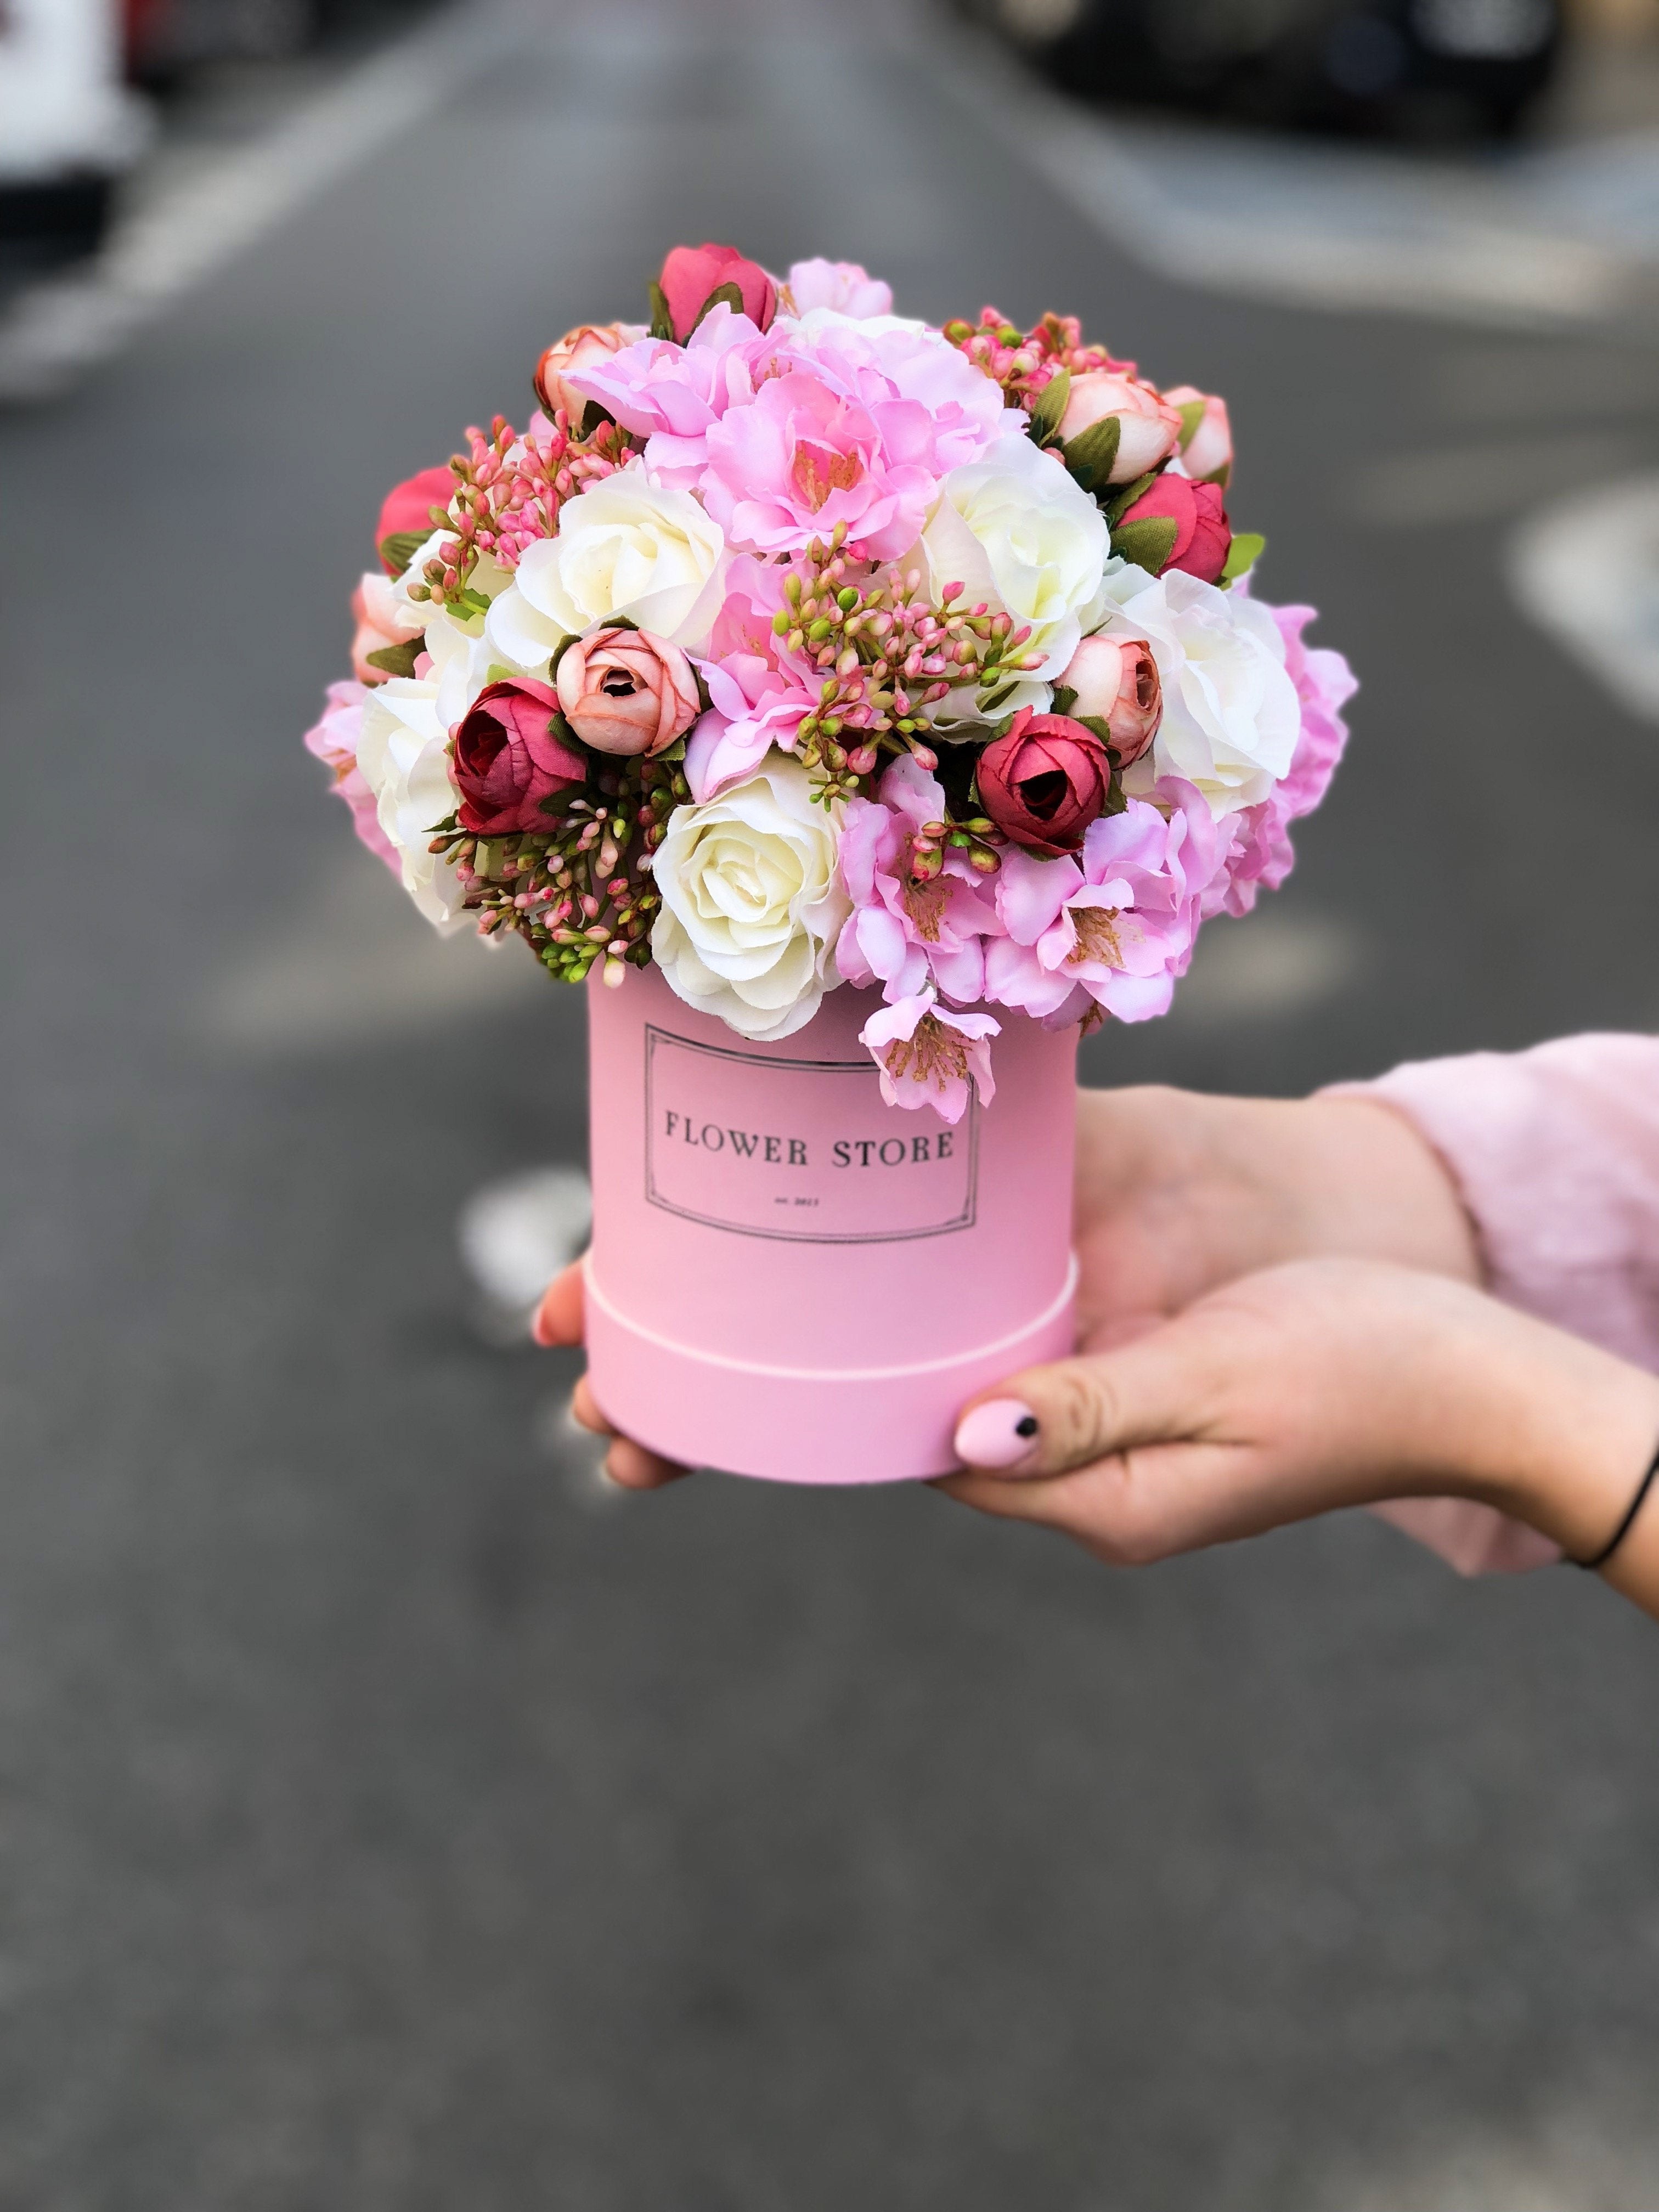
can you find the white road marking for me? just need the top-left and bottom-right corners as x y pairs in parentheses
(1509, 469), (1659, 720)
(1173, 910), (1367, 1024)
(196, 842), (546, 1052)
(1349, 430), (1640, 526)
(0, 4), (514, 400)
(935, 29), (1656, 328)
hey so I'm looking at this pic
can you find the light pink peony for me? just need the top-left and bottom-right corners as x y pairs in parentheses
(1163, 383), (1233, 484)
(684, 561), (820, 799)
(534, 321), (646, 425)
(696, 319), (1010, 558)
(986, 788), (1222, 1025)
(785, 258), (894, 318)
(350, 571), (425, 686)
(1059, 371), (1182, 484)
(859, 995), (998, 1125)
(836, 754), (1004, 1008)
(1210, 601), (1357, 918)
(565, 306), (763, 465)
(302, 679), (399, 871)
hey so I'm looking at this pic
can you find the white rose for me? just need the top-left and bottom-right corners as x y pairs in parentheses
(918, 431), (1108, 688)
(354, 678), (470, 933)
(486, 469), (727, 672)
(1096, 561), (1300, 817)
(650, 754), (849, 1042)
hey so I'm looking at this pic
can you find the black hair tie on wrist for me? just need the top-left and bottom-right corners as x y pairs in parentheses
(1572, 1440), (1659, 1572)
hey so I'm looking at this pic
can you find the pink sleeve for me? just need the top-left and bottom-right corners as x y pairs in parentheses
(1323, 1034), (1659, 1577)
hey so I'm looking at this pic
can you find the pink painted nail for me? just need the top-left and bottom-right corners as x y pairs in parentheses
(953, 1397), (1040, 1470)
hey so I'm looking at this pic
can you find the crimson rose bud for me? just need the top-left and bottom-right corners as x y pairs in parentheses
(1117, 473), (1232, 585)
(658, 242), (776, 342)
(977, 709), (1114, 857)
(453, 679), (589, 836)
(375, 465), (455, 572)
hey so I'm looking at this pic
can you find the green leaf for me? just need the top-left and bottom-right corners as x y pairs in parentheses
(1110, 516), (1180, 575)
(1049, 684), (1078, 716)
(377, 529), (428, 578)
(1221, 531), (1265, 585)
(1028, 367), (1070, 449)
(979, 682), (1018, 715)
(1074, 714), (1114, 747)
(1062, 414), (1120, 495)
(1101, 470), (1157, 529)
(578, 398), (614, 440)
(1175, 398), (1208, 453)
(486, 662), (522, 686)
(548, 633), (581, 681)
(364, 638), (422, 680)
(691, 280), (745, 335)
(647, 279), (675, 342)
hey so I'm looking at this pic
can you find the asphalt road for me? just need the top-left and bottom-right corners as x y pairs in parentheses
(4, 4), (1659, 2207)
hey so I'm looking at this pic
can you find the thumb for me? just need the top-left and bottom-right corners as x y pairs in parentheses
(951, 1313), (1231, 1480)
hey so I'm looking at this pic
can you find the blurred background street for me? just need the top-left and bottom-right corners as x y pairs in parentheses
(4, 0), (1659, 2205)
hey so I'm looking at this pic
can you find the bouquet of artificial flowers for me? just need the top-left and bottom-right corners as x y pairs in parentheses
(306, 242), (1355, 1128)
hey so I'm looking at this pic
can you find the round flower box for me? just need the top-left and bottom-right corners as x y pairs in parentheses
(583, 961), (1079, 1482)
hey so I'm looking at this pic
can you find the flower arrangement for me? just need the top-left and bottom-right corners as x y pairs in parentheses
(306, 243), (1355, 1124)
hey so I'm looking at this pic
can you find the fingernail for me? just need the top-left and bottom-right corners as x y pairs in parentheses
(531, 1303), (556, 1347)
(953, 1397), (1040, 1469)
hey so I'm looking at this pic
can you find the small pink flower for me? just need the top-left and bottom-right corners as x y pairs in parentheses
(534, 320), (646, 425)
(349, 571), (424, 685)
(302, 679), (398, 871)
(374, 466), (454, 568)
(859, 995), (998, 1125)
(1059, 371), (1182, 484)
(1054, 635), (1162, 767)
(659, 242), (776, 340)
(986, 792), (1221, 1025)
(1117, 475), (1232, 585)
(555, 627), (700, 757)
(1162, 384), (1233, 484)
(836, 754), (1003, 1007)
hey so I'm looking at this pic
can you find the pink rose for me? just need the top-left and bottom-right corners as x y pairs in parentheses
(977, 709), (1114, 858)
(349, 571), (424, 685)
(1056, 634), (1162, 766)
(454, 679), (589, 834)
(1059, 371), (1182, 485)
(555, 626), (701, 757)
(534, 321), (645, 425)
(1116, 475), (1232, 585)
(375, 465), (454, 571)
(1163, 384), (1233, 484)
(658, 243), (776, 342)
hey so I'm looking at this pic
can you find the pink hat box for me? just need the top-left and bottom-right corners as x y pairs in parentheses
(583, 961), (1079, 1483)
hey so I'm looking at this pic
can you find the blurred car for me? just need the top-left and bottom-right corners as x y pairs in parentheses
(0, 0), (148, 270)
(122, 0), (432, 84)
(977, 0), (1565, 137)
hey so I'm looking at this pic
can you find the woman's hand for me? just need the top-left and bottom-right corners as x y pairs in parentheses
(533, 1083), (1483, 1489)
(941, 1257), (1659, 1619)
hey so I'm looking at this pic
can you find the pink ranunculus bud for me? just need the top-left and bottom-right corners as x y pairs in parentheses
(1058, 635), (1163, 766)
(658, 242), (777, 341)
(350, 572), (425, 685)
(534, 321), (645, 426)
(1059, 370), (1182, 485)
(453, 679), (589, 836)
(555, 626), (701, 758)
(374, 465), (456, 571)
(1163, 383), (1233, 484)
(977, 709), (1115, 858)
(1118, 475), (1232, 585)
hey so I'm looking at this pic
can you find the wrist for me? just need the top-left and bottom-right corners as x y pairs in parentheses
(1465, 1315), (1659, 1559)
